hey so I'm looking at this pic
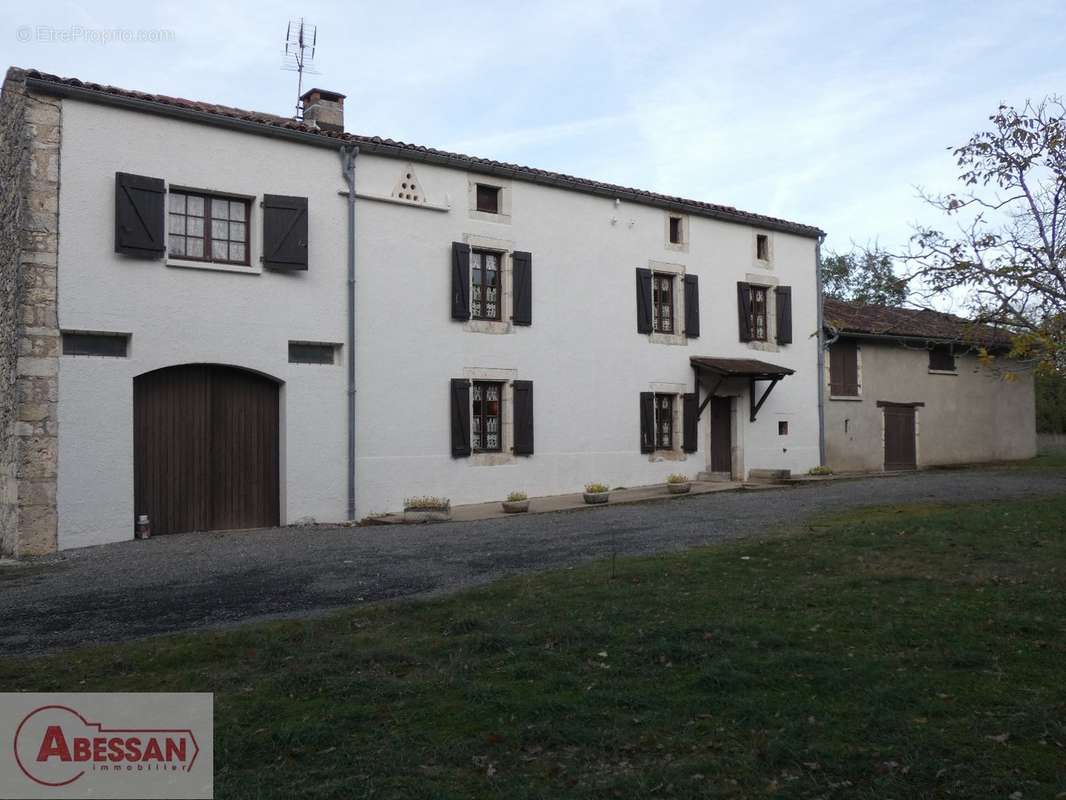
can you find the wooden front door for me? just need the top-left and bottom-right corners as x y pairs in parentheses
(134, 365), (280, 535)
(710, 396), (732, 474)
(883, 404), (917, 471)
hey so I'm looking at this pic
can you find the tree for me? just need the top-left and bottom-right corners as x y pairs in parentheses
(904, 97), (1066, 371)
(1036, 370), (1066, 433)
(821, 247), (907, 306)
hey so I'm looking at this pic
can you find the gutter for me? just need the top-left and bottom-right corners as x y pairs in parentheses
(815, 234), (827, 467)
(341, 145), (359, 522)
(25, 75), (823, 240)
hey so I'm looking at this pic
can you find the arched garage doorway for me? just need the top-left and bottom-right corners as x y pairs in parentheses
(134, 364), (280, 535)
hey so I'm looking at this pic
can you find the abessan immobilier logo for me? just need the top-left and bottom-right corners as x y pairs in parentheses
(0, 693), (212, 799)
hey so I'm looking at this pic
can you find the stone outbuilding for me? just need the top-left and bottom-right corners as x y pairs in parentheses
(822, 297), (1036, 472)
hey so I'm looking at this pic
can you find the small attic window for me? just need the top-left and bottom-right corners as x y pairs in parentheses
(669, 216), (683, 244)
(756, 234), (770, 261)
(476, 184), (500, 214)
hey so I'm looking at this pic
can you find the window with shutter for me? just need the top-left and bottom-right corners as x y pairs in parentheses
(169, 190), (250, 265)
(115, 172), (166, 258)
(451, 242), (471, 320)
(684, 274), (700, 338)
(450, 379), (472, 457)
(636, 269), (653, 334)
(472, 381), (503, 452)
(512, 251), (532, 326)
(639, 392), (655, 453)
(513, 380), (534, 455)
(654, 394), (675, 450)
(262, 194), (308, 270)
(471, 250), (502, 321)
(775, 285), (792, 344)
(737, 282), (753, 342)
(682, 393), (698, 452)
(829, 340), (860, 396)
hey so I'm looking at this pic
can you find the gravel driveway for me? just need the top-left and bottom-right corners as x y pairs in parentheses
(3, 468), (1064, 656)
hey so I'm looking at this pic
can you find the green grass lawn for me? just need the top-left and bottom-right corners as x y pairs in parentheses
(4, 497), (1066, 799)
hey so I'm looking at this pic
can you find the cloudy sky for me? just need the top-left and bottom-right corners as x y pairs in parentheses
(5, 0), (1065, 254)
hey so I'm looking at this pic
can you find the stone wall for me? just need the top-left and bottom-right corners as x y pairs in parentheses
(0, 68), (60, 557)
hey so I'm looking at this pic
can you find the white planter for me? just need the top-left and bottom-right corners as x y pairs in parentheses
(502, 500), (529, 513)
(668, 482), (691, 494)
(583, 491), (609, 505)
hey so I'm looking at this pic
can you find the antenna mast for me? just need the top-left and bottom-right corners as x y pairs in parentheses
(282, 18), (319, 119)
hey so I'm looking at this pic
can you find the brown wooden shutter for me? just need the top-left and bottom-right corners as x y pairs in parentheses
(639, 392), (655, 453)
(830, 340), (859, 396)
(636, 268), (653, 333)
(115, 172), (165, 258)
(450, 378), (471, 457)
(682, 392), (698, 452)
(775, 285), (793, 344)
(262, 194), (308, 270)
(452, 242), (471, 320)
(928, 347), (955, 371)
(513, 380), (534, 455)
(512, 251), (532, 326)
(737, 282), (753, 342)
(684, 274), (700, 338)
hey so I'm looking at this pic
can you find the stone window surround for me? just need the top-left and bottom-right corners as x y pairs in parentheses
(647, 260), (688, 346)
(165, 184), (262, 276)
(647, 381), (688, 463)
(467, 175), (512, 225)
(744, 272), (779, 354)
(664, 211), (689, 253)
(753, 230), (774, 269)
(462, 232), (514, 335)
(826, 338), (864, 401)
(463, 367), (518, 466)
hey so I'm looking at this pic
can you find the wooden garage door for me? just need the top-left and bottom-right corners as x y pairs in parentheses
(883, 404), (917, 471)
(134, 365), (279, 535)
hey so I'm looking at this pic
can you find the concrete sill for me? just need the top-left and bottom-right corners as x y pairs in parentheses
(928, 369), (958, 376)
(167, 259), (261, 276)
(828, 395), (862, 402)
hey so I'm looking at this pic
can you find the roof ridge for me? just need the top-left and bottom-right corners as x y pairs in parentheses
(13, 66), (825, 239)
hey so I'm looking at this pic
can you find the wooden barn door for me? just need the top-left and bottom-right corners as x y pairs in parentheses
(883, 405), (917, 471)
(134, 365), (279, 535)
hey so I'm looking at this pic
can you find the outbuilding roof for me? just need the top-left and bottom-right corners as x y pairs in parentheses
(823, 297), (1012, 348)
(12, 67), (825, 239)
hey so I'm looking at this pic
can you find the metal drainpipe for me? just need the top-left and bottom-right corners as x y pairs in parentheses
(341, 145), (359, 521)
(815, 233), (827, 467)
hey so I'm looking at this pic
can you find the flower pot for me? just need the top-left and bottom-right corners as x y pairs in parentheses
(668, 482), (691, 494)
(583, 491), (609, 505)
(502, 499), (529, 513)
(403, 508), (451, 523)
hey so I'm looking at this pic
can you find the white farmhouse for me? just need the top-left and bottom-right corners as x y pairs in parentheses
(0, 68), (824, 555)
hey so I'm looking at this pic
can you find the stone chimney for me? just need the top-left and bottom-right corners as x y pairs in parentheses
(300, 88), (346, 133)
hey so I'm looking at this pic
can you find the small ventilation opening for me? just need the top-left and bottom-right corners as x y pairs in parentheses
(476, 184), (500, 214)
(288, 342), (339, 365)
(756, 234), (769, 261)
(62, 331), (129, 358)
(778, 420), (788, 436)
(669, 216), (683, 244)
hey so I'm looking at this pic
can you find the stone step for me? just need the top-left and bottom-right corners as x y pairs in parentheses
(747, 468), (793, 484)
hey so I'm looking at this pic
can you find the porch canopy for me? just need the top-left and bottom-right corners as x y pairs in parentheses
(690, 356), (795, 423)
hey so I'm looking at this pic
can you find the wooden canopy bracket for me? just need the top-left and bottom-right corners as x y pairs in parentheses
(692, 367), (724, 419)
(749, 377), (781, 423)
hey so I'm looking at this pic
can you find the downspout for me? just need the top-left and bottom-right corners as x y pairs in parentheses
(341, 145), (359, 521)
(815, 233), (827, 467)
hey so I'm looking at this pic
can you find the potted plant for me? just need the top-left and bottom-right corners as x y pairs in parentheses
(583, 482), (610, 505)
(502, 490), (529, 513)
(666, 473), (691, 494)
(403, 496), (451, 523)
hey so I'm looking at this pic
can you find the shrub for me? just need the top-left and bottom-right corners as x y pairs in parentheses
(506, 491), (528, 502)
(808, 466), (834, 476)
(666, 473), (689, 484)
(584, 482), (609, 494)
(403, 496), (451, 510)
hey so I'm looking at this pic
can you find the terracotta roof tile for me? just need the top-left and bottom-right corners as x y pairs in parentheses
(14, 67), (824, 239)
(823, 297), (1012, 348)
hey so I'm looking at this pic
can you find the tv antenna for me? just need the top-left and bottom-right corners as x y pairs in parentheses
(282, 18), (319, 119)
